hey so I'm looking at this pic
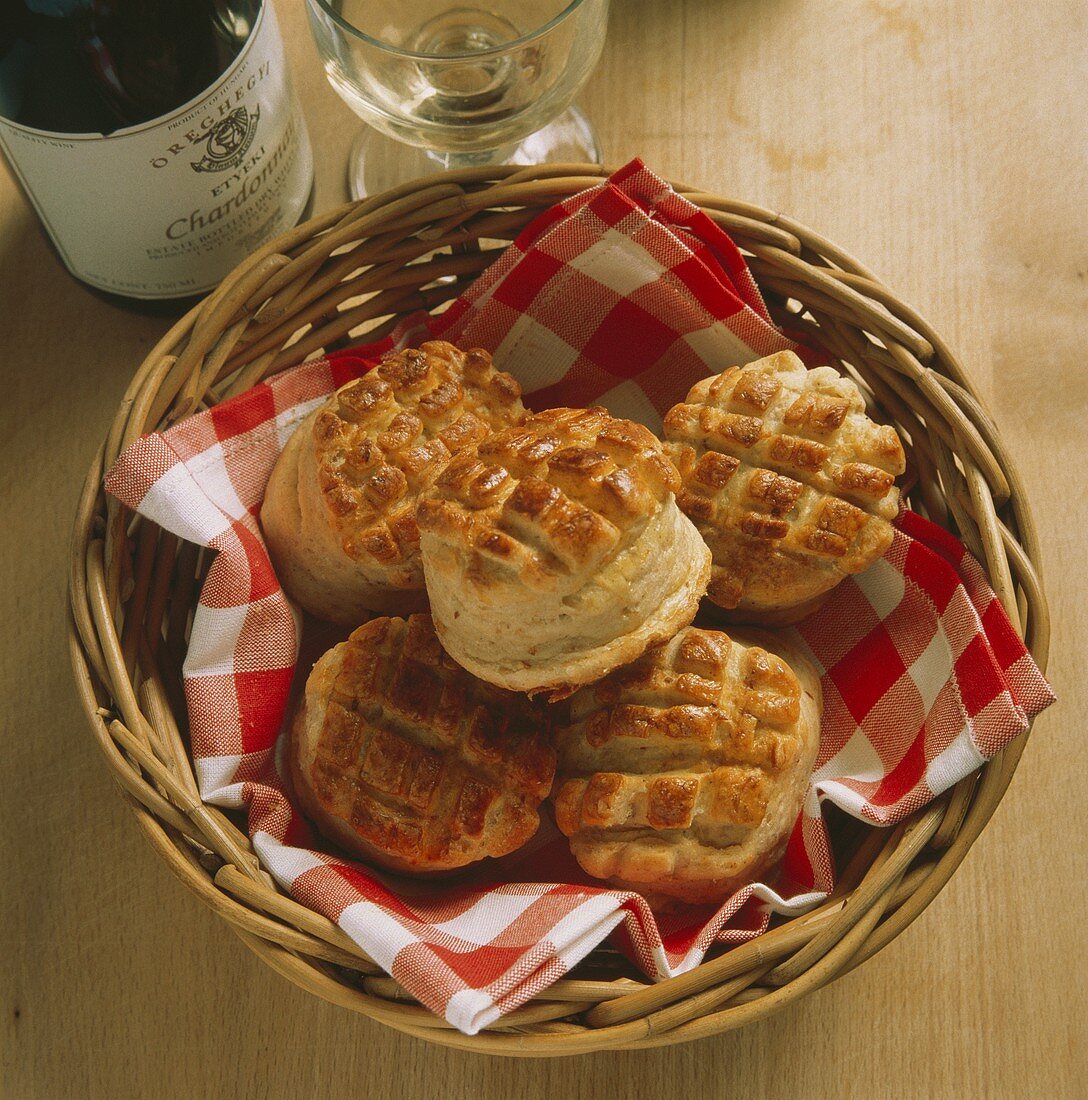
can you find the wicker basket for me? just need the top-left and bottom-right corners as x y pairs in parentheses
(68, 164), (1049, 1055)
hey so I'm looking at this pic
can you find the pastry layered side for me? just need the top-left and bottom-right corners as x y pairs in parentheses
(289, 614), (556, 873)
(416, 407), (712, 699)
(261, 341), (525, 623)
(663, 351), (905, 623)
(552, 626), (822, 908)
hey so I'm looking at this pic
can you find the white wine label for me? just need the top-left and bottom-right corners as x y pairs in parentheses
(0, 2), (314, 299)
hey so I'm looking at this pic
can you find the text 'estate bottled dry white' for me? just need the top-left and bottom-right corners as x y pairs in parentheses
(0, 0), (313, 299)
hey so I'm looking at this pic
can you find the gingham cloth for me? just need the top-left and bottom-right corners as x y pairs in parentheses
(105, 160), (1054, 1035)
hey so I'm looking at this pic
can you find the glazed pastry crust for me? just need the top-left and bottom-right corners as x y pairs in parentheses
(289, 615), (556, 873)
(416, 407), (711, 699)
(552, 626), (821, 907)
(262, 341), (525, 623)
(663, 351), (905, 623)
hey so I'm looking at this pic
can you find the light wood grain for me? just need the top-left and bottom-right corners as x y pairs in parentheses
(2, 0), (1085, 1096)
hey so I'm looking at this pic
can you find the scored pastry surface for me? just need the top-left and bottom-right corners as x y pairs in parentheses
(663, 351), (905, 621)
(314, 341), (524, 574)
(419, 407), (680, 581)
(290, 614), (556, 873)
(552, 626), (821, 907)
(261, 340), (524, 622)
(416, 407), (711, 697)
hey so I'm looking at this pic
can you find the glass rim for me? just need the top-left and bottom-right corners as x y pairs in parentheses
(306, 0), (591, 61)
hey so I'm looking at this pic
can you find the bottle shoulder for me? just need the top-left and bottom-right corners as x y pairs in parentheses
(0, 0), (261, 135)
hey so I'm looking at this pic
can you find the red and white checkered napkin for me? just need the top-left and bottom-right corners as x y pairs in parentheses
(105, 160), (1054, 1035)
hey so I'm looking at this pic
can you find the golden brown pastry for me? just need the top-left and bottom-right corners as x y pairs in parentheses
(663, 351), (905, 623)
(262, 341), (525, 623)
(415, 407), (711, 700)
(552, 626), (821, 908)
(289, 614), (556, 874)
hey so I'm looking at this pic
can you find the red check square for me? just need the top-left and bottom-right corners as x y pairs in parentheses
(832, 623), (908, 723)
(581, 297), (678, 378)
(871, 729), (929, 808)
(211, 384), (276, 443)
(493, 249), (565, 312)
(236, 666), (294, 754)
(954, 634), (1008, 714)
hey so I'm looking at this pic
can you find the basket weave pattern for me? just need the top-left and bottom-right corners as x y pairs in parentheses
(68, 165), (1049, 1055)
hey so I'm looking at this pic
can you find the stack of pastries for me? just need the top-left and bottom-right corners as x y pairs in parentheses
(263, 341), (905, 907)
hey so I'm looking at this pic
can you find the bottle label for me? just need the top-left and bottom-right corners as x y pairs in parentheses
(0, 3), (314, 299)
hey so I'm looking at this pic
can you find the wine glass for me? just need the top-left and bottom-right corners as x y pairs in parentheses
(305, 0), (609, 198)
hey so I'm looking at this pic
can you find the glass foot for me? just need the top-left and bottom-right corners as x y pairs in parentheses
(346, 105), (602, 200)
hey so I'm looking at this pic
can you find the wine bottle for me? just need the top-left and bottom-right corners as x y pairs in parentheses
(0, 0), (314, 300)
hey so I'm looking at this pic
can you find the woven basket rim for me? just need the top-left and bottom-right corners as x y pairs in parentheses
(67, 163), (1050, 1056)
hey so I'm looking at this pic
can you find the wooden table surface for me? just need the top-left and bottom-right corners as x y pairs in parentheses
(3, 1), (1085, 1096)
